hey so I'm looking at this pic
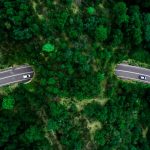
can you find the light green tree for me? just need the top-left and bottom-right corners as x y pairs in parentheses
(42, 43), (55, 52)
(87, 7), (96, 15)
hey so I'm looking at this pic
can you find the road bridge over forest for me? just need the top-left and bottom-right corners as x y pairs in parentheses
(116, 63), (150, 84)
(0, 65), (34, 87)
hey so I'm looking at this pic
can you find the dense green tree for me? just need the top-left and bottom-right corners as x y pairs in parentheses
(83, 102), (102, 119)
(2, 96), (15, 110)
(127, 6), (142, 45)
(144, 25), (150, 42)
(54, 11), (69, 31)
(0, 0), (39, 40)
(112, 29), (123, 46)
(48, 78), (56, 85)
(20, 126), (43, 143)
(143, 13), (150, 42)
(113, 2), (129, 26)
(94, 130), (106, 146)
(144, 13), (150, 24)
(61, 0), (73, 5)
(133, 27), (142, 45)
(47, 119), (58, 131)
(84, 16), (99, 37)
(96, 25), (108, 41)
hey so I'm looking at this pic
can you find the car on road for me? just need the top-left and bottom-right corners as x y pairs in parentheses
(139, 75), (146, 80)
(23, 74), (31, 79)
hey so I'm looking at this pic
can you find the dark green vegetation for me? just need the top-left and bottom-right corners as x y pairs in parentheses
(0, 0), (150, 149)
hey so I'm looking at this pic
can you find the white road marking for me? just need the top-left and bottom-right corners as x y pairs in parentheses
(117, 76), (150, 84)
(118, 64), (150, 72)
(0, 78), (29, 87)
(116, 70), (150, 78)
(14, 65), (31, 70)
(0, 68), (13, 74)
(0, 66), (31, 74)
(0, 71), (34, 80)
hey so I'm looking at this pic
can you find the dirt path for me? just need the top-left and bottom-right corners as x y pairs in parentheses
(37, 108), (63, 150)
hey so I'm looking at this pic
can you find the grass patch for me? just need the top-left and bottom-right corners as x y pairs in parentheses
(142, 127), (148, 138)
(75, 98), (108, 111)
(87, 120), (102, 140)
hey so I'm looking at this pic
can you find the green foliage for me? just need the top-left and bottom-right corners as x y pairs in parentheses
(112, 29), (123, 46)
(0, 0), (150, 149)
(128, 6), (142, 45)
(13, 29), (32, 40)
(144, 13), (150, 42)
(113, 2), (129, 25)
(47, 119), (58, 131)
(96, 25), (108, 41)
(144, 13), (150, 24)
(145, 25), (150, 42)
(84, 16), (100, 37)
(48, 78), (56, 85)
(97, 72), (105, 81)
(55, 11), (69, 31)
(42, 43), (55, 52)
(0, 116), (20, 147)
(68, 28), (78, 39)
(2, 96), (15, 109)
(83, 102), (102, 119)
(61, 0), (73, 5)
(131, 49), (150, 64)
(0, 0), (39, 41)
(21, 126), (43, 143)
(133, 27), (142, 45)
(94, 130), (106, 146)
(87, 7), (96, 15)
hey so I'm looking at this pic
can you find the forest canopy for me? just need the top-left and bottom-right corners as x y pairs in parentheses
(0, 0), (150, 149)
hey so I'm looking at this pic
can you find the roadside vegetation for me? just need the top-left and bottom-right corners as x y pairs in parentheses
(0, 0), (150, 149)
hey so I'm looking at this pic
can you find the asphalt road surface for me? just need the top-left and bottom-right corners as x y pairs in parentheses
(115, 63), (150, 84)
(0, 65), (34, 87)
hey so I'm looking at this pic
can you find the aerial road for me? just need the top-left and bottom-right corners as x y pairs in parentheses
(0, 65), (34, 87)
(115, 63), (150, 84)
